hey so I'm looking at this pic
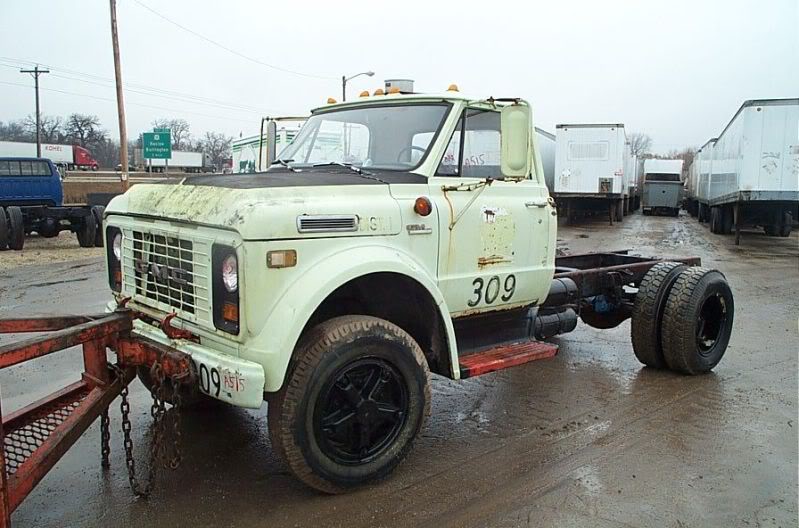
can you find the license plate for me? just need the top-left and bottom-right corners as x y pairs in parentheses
(190, 358), (248, 400)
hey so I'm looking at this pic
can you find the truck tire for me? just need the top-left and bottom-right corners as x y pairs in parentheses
(6, 206), (25, 251)
(0, 207), (8, 250)
(269, 315), (431, 494)
(661, 267), (734, 374)
(615, 199), (624, 222)
(721, 206), (733, 234)
(91, 205), (105, 247)
(76, 212), (97, 248)
(631, 262), (687, 369)
(779, 212), (792, 237)
(709, 206), (721, 234)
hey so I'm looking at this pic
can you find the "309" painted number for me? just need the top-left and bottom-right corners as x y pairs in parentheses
(467, 274), (516, 307)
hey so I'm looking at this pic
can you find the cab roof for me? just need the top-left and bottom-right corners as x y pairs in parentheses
(312, 92), (504, 114)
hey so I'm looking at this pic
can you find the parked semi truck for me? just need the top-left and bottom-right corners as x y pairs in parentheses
(0, 141), (99, 171)
(132, 149), (213, 173)
(642, 159), (683, 216)
(695, 99), (798, 244)
(100, 89), (734, 494)
(552, 123), (632, 224)
(0, 157), (103, 250)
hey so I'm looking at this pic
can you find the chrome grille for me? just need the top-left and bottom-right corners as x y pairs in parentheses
(120, 228), (212, 325)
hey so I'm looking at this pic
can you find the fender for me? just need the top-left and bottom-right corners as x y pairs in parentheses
(241, 244), (459, 392)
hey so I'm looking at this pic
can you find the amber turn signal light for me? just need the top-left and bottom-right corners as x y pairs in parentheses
(222, 301), (239, 323)
(267, 249), (297, 268)
(414, 196), (432, 217)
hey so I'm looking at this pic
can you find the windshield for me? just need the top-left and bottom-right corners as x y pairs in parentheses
(277, 103), (450, 170)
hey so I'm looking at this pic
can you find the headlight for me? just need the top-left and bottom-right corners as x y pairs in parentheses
(112, 232), (122, 260)
(221, 254), (238, 292)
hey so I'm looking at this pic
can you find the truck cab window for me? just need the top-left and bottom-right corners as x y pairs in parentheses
(436, 109), (501, 177)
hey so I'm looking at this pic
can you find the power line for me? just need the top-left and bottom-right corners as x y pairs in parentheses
(131, 0), (336, 81)
(0, 58), (289, 115)
(0, 80), (257, 125)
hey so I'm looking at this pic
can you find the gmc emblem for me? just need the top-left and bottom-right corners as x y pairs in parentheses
(134, 259), (189, 287)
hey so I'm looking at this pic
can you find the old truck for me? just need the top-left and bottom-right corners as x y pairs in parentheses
(0, 157), (103, 250)
(0, 90), (734, 514)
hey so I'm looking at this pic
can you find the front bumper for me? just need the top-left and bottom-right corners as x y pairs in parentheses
(130, 318), (265, 409)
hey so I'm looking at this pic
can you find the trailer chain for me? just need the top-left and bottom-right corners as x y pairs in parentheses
(100, 410), (111, 469)
(109, 361), (192, 498)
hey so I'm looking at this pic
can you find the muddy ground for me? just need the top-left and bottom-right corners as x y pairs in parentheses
(0, 212), (797, 528)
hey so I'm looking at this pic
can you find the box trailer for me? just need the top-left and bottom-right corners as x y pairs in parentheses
(535, 127), (556, 192)
(703, 98), (798, 244)
(553, 123), (629, 224)
(132, 149), (211, 173)
(642, 159), (683, 216)
(232, 117), (306, 173)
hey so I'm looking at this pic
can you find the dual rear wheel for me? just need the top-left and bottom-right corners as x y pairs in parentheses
(632, 263), (734, 374)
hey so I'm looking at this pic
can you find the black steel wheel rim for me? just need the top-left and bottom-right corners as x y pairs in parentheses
(696, 293), (727, 354)
(314, 357), (409, 465)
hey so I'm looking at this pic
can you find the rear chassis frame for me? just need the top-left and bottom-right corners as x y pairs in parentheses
(0, 251), (700, 525)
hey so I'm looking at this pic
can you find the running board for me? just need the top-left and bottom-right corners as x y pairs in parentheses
(458, 340), (559, 379)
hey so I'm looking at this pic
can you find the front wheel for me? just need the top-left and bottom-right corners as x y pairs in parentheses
(269, 315), (431, 494)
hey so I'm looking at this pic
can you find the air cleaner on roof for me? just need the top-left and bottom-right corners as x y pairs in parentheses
(384, 79), (414, 94)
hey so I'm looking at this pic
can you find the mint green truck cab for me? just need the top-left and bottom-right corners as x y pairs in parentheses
(103, 92), (733, 493)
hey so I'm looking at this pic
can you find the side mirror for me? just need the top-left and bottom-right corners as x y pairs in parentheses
(500, 103), (531, 178)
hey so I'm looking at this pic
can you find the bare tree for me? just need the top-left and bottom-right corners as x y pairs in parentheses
(151, 118), (191, 149)
(23, 114), (64, 143)
(0, 120), (32, 142)
(628, 132), (653, 158)
(197, 131), (232, 170)
(65, 114), (106, 147)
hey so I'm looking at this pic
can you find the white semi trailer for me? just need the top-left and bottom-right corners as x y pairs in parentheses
(132, 149), (212, 173)
(535, 127), (556, 192)
(703, 98), (798, 244)
(553, 123), (631, 224)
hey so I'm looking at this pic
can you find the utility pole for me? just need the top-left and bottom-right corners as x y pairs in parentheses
(109, 0), (130, 190)
(20, 65), (49, 157)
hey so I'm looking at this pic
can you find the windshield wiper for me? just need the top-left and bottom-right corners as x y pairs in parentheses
(271, 158), (300, 172)
(311, 162), (388, 184)
(312, 161), (368, 174)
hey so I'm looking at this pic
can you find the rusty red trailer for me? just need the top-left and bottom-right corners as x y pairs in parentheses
(0, 310), (193, 528)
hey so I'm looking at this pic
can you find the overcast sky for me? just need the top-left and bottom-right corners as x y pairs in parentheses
(1, 0), (797, 152)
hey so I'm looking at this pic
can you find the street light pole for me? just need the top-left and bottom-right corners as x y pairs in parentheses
(341, 71), (375, 102)
(20, 65), (49, 157)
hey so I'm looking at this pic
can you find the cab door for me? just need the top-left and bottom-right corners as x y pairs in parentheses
(429, 107), (553, 318)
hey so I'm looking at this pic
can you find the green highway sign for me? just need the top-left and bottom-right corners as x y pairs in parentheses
(153, 127), (171, 134)
(142, 132), (172, 159)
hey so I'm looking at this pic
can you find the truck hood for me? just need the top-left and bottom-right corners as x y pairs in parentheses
(105, 171), (413, 240)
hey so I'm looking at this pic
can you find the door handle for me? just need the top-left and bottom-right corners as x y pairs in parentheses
(525, 200), (548, 208)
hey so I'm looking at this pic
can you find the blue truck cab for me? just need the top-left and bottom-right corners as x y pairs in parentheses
(0, 157), (101, 251)
(0, 157), (63, 207)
